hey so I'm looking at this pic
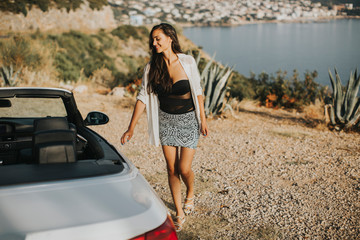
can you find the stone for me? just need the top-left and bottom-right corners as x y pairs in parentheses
(110, 87), (126, 97)
(73, 85), (88, 93)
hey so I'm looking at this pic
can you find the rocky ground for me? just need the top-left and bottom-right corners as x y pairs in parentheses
(76, 92), (359, 240)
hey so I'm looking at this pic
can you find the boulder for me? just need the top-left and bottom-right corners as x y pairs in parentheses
(110, 87), (126, 97)
(73, 85), (88, 94)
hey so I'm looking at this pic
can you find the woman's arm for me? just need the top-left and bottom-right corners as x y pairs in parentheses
(197, 95), (209, 137)
(121, 63), (150, 145)
(120, 100), (146, 145)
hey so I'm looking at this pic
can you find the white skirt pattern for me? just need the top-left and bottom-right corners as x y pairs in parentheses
(159, 109), (199, 149)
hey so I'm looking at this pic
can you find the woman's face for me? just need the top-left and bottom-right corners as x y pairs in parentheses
(152, 29), (172, 54)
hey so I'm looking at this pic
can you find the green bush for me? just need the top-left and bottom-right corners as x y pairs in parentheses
(223, 65), (328, 110)
(228, 71), (256, 101)
(0, 35), (43, 70)
(249, 69), (328, 109)
(47, 30), (116, 81)
(26, 29), (148, 85)
(137, 26), (150, 40)
(0, 0), (107, 16)
(92, 30), (115, 50)
(111, 25), (149, 41)
(86, 0), (108, 10)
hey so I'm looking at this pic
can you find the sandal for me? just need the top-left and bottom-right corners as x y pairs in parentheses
(183, 197), (194, 215)
(174, 215), (186, 232)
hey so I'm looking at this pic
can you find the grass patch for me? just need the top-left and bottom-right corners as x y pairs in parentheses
(111, 25), (149, 41)
(46, 30), (116, 81)
(115, 97), (137, 109)
(247, 225), (283, 240)
(0, 35), (45, 70)
(122, 149), (144, 159)
(92, 29), (116, 50)
(177, 215), (228, 240)
(285, 160), (312, 165)
(196, 174), (217, 195)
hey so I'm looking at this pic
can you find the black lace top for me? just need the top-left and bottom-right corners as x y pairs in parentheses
(156, 80), (195, 114)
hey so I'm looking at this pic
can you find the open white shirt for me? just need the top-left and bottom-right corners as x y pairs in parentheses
(136, 54), (203, 146)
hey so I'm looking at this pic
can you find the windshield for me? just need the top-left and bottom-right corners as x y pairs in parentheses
(0, 97), (67, 118)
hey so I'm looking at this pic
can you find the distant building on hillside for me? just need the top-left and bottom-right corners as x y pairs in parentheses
(130, 15), (144, 26)
(345, 4), (353, 10)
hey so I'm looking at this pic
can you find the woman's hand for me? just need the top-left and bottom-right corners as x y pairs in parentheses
(120, 100), (146, 146)
(197, 95), (208, 137)
(200, 121), (209, 137)
(121, 129), (134, 145)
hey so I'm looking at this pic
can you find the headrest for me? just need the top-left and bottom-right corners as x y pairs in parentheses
(34, 117), (69, 132)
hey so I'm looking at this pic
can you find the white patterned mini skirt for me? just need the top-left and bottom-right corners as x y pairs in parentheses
(159, 109), (200, 149)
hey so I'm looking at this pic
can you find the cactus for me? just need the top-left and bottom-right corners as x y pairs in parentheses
(326, 68), (360, 130)
(203, 63), (232, 116)
(190, 51), (233, 117)
(0, 65), (21, 87)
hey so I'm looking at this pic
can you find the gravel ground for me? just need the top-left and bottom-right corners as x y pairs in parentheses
(76, 92), (360, 240)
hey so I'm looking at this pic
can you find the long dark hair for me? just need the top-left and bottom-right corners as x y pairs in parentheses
(147, 23), (183, 94)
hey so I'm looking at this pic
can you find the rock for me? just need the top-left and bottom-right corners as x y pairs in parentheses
(73, 85), (88, 93)
(0, 1), (116, 32)
(59, 82), (74, 91)
(95, 88), (111, 95)
(110, 87), (126, 97)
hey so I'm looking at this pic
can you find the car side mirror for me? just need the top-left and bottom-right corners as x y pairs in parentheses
(84, 111), (109, 126)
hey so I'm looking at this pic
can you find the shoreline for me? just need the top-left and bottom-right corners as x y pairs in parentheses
(179, 17), (359, 88)
(179, 15), (360, 28)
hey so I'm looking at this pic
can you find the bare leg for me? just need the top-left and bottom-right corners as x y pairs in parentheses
(179, 147), (196, 200)
(162, 145), (185, 218)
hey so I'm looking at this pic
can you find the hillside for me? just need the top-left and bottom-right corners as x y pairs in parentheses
(0, 0), (114, 32)
(0, 25), (205, 91)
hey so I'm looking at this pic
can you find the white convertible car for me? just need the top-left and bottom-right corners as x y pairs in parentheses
(0, 88), (177, 240)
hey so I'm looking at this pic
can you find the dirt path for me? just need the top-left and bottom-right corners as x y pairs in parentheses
(76, 92), (360, 239)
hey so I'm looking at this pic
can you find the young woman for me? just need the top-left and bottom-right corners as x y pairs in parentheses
(120, 23), (208, 232)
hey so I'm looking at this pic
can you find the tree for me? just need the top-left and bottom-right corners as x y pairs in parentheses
(0, 0), (107, 16)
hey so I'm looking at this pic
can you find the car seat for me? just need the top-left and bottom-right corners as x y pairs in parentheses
(33, 117), (77, 164)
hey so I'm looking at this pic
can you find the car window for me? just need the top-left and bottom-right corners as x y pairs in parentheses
(0, 97), (67, 118)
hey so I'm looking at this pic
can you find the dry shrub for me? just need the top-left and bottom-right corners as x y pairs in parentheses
(19, 67), (58, 87)
(95, 89), (111, 95)
(303, 99), (324, 120)
(230, 98), (260, 112)
(115, 96), (136, 109)
(1, 35), (57, 87)
(301, 100), (329, 130)
(265, 93), (277, 108)
(125, 78), (142, 95)
(90, 67), (114, 89)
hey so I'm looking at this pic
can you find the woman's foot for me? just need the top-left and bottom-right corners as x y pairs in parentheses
(183, 197), (194, 215)
(174, 215), (186, 232)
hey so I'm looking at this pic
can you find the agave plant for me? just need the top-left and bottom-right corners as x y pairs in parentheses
(325, 68), (360, 130)
(0, 64), (21, 87)
(192, 52), (233, 117)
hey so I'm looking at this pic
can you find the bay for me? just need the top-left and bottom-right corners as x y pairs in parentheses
(183, 19), (360, 87)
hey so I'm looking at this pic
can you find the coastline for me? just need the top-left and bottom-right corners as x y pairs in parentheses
(180, 18), (359, 88)
(179, 15), (360, 28)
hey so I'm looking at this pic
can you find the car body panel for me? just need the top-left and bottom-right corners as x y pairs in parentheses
(0, 88), (173, 240)
(0, 159), (167, 240)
